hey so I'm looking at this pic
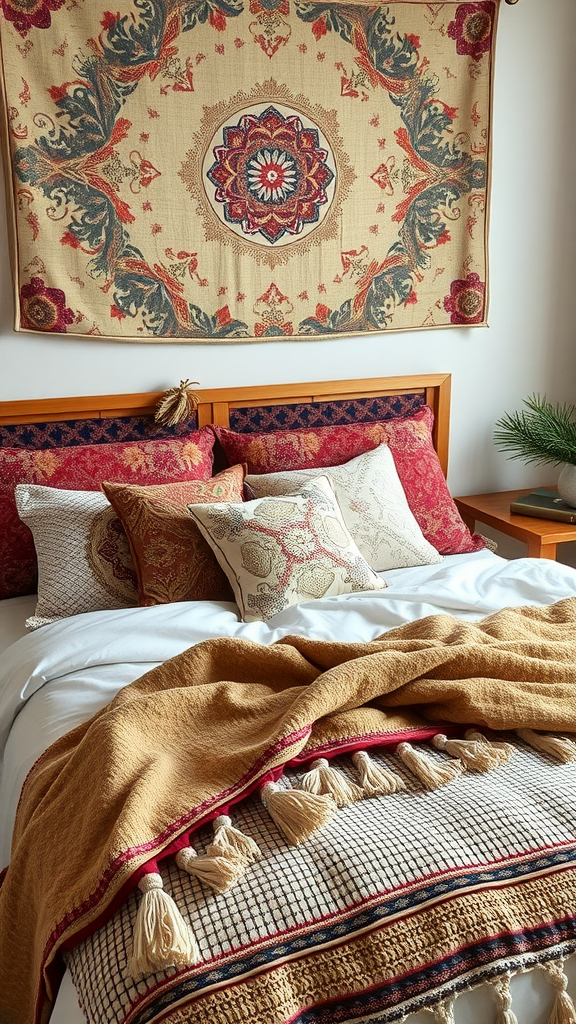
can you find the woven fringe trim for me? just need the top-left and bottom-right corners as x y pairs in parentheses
(410, 959), (576, 1024)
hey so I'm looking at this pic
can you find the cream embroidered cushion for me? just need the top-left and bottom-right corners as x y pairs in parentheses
(187, 476), (387, 622)
(15, 484), (137, 628)
(246, 444), (442, 571)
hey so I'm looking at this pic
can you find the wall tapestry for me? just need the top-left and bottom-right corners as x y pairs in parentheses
(0, 0), (499, 342)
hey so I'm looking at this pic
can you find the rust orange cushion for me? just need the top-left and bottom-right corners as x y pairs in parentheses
(102, 464), (246, 606)
(212, 409), (484, 556)
(0, 429), (215, 600)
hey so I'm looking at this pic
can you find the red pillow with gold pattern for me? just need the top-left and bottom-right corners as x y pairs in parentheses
(102, 464), (246, 606)
(212, 409), (484, 555)
(0, 429), (215, 600)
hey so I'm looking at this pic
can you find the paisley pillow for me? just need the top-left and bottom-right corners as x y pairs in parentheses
(0, 428), (214, 600)
(187, 476), (386, 623)
(102, 465), (246, 606)
(15, 484), (138, 628)
(212, 408), (484, 555)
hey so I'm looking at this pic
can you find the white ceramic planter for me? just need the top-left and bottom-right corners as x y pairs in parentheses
(557, 462), (576, 508)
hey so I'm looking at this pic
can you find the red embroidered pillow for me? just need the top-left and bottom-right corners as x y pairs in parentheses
(212, 409), (484, 556)
(0, 429), (215, 600)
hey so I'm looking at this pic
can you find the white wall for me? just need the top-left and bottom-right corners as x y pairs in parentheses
(1, 0), (575, 558)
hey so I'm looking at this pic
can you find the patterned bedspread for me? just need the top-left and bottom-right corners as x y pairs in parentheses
(66, 740), (576, 1024)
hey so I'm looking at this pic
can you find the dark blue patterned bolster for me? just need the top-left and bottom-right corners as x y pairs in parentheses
(0, 415), (199, 450)
(229, 393), (425, 433)
(0, 393), (425, 450)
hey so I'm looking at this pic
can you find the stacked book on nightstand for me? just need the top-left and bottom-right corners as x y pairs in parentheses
(510, 488), (576, 524)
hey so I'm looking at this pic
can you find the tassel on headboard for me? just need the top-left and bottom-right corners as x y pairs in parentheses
(155, 380), (200, 427)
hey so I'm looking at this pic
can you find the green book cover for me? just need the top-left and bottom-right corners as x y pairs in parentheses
(510, 488), (576, 523)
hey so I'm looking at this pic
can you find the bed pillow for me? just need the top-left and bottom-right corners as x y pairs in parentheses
(0, 428), (215, 601)
(213, 408), (484, 555)
(187, 476), (386, 623)
(102, 465), (246, 606)
(246, 444), (442, 572)
(15, 484), (138, 628)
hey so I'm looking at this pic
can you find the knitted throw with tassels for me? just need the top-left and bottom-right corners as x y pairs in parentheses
(2, 597), (576, 1024)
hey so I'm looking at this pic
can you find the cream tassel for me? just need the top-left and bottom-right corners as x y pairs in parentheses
(300, 757), (364, 807)
(175, 843), (246, 894)
(352, 749), (406, 796)
(432, 733), (510, 772)
(493, 973), (519, 1024)
(129, 872), (198, 979)
(541, 959), (576, 1024)
(464, 729), (515, 755)
(433, 995), (456, 1023)
(154, 380), (200, 427)
(396, 742), (463, 790)
(211, 814), (262, 863)
(517, 729), (576, 763)
(261, 781), (337, 845)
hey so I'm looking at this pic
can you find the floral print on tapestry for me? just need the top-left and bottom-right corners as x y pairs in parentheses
(0, 0), (498, 342)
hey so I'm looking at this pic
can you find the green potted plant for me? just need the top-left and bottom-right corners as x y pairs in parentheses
(494, 395), (576, 507)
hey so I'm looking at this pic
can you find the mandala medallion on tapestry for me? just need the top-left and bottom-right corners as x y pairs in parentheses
(0, 0), (499, 341)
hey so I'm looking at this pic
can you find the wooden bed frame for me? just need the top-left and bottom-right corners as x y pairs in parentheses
(0, 372), (451, 475)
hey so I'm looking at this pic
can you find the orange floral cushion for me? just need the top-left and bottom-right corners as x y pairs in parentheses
(212, 409), (484, 556)
(0, 429), (214, 600)
(102, 464), (246, 606)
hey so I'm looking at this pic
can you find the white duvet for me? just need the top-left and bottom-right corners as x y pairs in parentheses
(2, 548), (576, 1023)
(3, 548), (576, 869)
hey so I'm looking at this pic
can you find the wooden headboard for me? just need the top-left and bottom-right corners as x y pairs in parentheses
(0, 372), (452, 475)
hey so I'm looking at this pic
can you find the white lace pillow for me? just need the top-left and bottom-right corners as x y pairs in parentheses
(15, 484), (138, 628)
(246, 443), (442, 571)
(187, 476), (386, 622)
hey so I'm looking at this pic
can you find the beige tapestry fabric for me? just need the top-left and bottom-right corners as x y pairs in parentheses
(0, 0), (498, 342)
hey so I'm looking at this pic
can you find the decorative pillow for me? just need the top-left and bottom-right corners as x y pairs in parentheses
(246, 444), (442, 571)
(15, 485), (138, 627)
(187, 476), (387, 623)
(0, 428), (214, 601)
(213, 409), (484, 555)
(102, 465), (246, 606)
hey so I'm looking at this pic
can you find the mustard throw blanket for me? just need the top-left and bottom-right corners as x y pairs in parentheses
(2, 598), (576, 1024)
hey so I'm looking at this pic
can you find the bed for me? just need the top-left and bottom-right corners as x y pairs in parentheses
(0, 374), (575, 1024)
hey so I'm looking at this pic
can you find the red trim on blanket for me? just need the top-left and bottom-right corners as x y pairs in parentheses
(288, 725), (457, 763)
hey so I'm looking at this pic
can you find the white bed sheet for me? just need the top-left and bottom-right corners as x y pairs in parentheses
(0, 593), (37, 656)
(2, 549), (576, 1023)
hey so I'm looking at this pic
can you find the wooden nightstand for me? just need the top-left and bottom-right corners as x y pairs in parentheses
(454, 490), (576, 560)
